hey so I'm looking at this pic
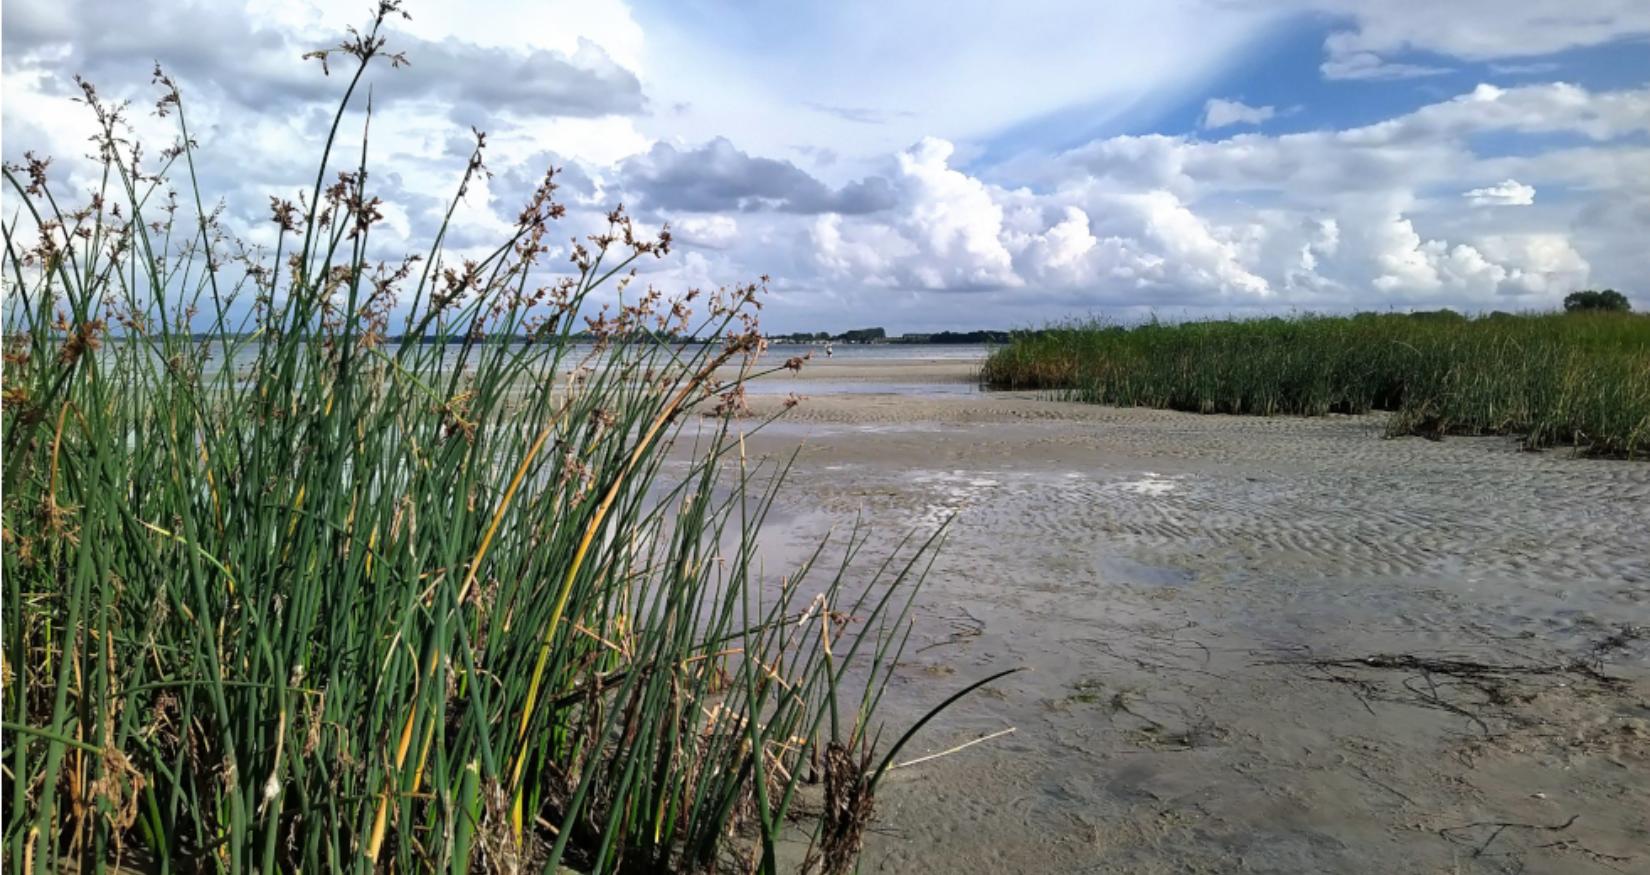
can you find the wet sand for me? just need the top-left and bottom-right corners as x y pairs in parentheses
(729, 357), (1650, 873)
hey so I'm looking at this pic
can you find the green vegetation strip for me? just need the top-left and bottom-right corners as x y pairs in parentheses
(982, 311), (1650, 458)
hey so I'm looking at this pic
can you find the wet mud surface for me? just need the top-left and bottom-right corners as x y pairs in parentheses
(720, 377), (1650, 874)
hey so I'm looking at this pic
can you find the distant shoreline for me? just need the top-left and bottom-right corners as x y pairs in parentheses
(73, 332), (1012, 345)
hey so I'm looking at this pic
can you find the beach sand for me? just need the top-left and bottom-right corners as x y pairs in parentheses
(715, 356), (985, 391)
(709, 356), (1650, 873)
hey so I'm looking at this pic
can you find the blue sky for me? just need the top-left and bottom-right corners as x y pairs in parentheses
(971, 15), (1649, 181)
(4, 0), (1649, 331)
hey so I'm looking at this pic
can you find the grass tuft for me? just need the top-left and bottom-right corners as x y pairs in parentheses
(2, 6), (1003, 871)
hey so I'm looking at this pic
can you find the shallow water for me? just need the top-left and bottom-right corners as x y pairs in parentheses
(743, 380), (982, 397)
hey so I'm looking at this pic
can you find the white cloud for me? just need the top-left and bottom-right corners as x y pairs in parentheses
(1122, 191), (1271, 297)
(885, 138), (1020, 290)
(1463, 179), (1536, 207)
(1489, 61), (1563, 75)
(395, 0), (647, 75)
(672, 215), (740, 249)
(710, 81), (1641, 320)
(1310, 1), (1650, 78)
(1333, 0), (1650, 60)
(1338, 83), (1650, 148)
(1056, 83), (1650, 200)
(1202, 98), (1276, 129)
(6, 0), (1647, 331)
(1320, 50), (1451, 81)
(632, 0), (1279, 165)
(1014, 206), (1100, 284)
(1476, 235), (1591, 294)
(1365, 215), (1506, 296)
(807, 81), (1647, 314)
(808, 214), (901, 284)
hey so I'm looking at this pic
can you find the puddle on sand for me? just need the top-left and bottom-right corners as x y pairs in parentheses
(1112, 471), (1185, 496)
(744, 380), (982, 396)
(1097, 554), (1196, 588)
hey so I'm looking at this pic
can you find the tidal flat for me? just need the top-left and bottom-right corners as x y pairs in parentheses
(718, 356), (1650, 874)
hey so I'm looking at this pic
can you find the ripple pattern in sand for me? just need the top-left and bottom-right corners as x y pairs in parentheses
(738, 398), (1650, 875)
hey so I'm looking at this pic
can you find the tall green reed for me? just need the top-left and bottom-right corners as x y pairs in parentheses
(3, 5), (999, 871)
(982, 312), (1650, 457)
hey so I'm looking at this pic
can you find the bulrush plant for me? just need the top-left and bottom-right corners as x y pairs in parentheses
(982, 311), (1650, 457)
(1, 4), (1005, 871)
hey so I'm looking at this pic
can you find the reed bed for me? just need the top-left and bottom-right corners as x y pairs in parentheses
(2, 5), (1004, 871)
(982, 311), (1650, 457)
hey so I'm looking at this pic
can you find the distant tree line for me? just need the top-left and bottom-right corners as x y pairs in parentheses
(758, 292), (1638, 347)
(765, 327), (1014, 344)
(161, 293), (1632, 346)
(1564, 289), (1632, 313)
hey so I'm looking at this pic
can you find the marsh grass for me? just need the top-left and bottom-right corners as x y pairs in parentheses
(982, 312), (1650, 457)
(2, 5), (1005, 871)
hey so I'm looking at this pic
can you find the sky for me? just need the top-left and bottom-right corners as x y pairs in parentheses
(3, 0), (1649, 332)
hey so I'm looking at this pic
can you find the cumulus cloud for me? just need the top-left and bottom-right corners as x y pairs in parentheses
(1013, 206), (1100, 285)
(1370, 83), (1650, 143)
(890, 138), (1020, 289)
(810, 214), (901, 284)
(1365, 215), (1505, 296)
(803, 141), (1279, 302)
(6, 0), (1646, 330)
(1463, 179), (1536, 206)
(0, 0), (670, 329)
(1117, 191), (1270, 297)
(718, 80), (1646, 319)
(789, 81), (1646, 315)
(1, 0), (644, 119)
(1477, 235), (1591, 294)
(672, 215), (740, 249)
(388, 37), (643, 118)
(1054, 83), (1650, 200)
(1202, 98), (1276, 129)
(807, 138), (1019, 290)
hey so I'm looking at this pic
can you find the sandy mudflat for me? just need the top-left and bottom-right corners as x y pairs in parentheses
(715, 356), (984, 389)
(717, 364), (1650, 874)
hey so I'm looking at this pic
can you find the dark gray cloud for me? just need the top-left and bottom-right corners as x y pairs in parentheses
(382, 35), (642, 118)
(619, 138), (894, 214)
(2, 0), (646, 291)
(3, 0), (642, 120)
(4, 1), (338, 110)
(494, 150), (598, 209)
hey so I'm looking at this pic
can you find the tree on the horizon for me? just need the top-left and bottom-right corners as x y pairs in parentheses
(837, 327), (887, 343)
(1564, 289), (1632, 313)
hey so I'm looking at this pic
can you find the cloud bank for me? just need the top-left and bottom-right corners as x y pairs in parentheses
(4, 0), (1647, 330)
